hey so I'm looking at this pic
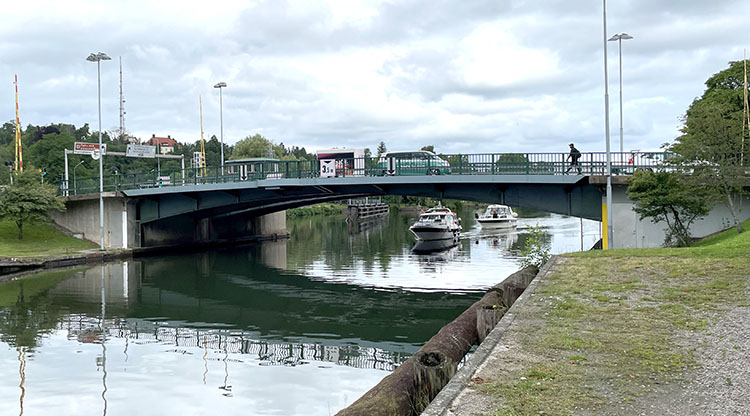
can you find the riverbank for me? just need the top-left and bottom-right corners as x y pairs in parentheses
(0, 218), (290, 280)
(424, 221), (750, 415)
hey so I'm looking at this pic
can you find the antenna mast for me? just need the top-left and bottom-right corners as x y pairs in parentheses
(119, 57), (126, 140)
(14, 74), (23, 172)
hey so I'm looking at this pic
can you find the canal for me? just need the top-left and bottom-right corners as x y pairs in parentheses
(0, 206), (600, 415)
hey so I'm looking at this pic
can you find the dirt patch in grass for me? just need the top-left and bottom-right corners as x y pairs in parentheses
(476, 256), (748, 415)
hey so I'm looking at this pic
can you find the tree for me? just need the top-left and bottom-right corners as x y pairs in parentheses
(626, 170), (713, 247)
(376, 141), (387, 157)
(0, 169), (65, 239)
(671, 61), (749, 233)
(233, 134), (277, 159)
(420, 145), (434, 153)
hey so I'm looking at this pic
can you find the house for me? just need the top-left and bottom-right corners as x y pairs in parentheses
(146, 134), (177, 154)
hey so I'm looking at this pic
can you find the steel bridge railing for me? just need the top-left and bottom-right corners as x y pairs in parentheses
(57, 151), (675, 196)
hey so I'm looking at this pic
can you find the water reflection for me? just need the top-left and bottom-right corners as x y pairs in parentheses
(0, 255), (478, 415)
(412, 239), (459, 254)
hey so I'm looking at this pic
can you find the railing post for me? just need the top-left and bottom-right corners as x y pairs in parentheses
(525, 154), (530, 175)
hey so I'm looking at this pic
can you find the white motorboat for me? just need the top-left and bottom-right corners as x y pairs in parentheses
(409, 206), (461, 242)
(475, 204), (518, 229)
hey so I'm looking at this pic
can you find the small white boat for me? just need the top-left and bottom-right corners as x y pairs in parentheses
(475, 204), (518, 229)
(409, 206), (461, 242)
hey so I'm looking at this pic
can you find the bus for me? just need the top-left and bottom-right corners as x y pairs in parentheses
(225, 158), (282, 180)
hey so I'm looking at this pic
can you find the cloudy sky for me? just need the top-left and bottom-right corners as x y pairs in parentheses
(1, 0), (747, 155)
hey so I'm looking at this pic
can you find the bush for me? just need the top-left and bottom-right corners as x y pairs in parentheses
(519, 224), (551, 268)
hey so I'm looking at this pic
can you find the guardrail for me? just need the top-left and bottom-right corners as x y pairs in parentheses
(58, 151), (673, 196)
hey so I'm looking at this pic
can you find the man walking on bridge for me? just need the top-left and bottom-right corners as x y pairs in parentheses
(566, 143), (582, 174)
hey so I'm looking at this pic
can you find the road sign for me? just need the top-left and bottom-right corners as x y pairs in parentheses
(320, 159), (336, 178)
(91, 149), (100, 160)
(126, 144), (156, 158)
(73, 142), (106, 155)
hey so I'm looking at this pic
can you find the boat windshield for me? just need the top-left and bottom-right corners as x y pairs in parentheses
(486, 206), (510, 216)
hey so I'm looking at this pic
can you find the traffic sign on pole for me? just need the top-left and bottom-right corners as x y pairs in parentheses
(74, 142), (107, 156)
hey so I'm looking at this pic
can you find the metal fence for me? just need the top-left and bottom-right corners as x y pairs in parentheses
(59, 151), (674, 196)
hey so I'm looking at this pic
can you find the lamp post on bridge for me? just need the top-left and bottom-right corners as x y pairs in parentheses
(213, 82), (227, 175)
(87, 51), (111, 251)
(608, 33), (633, 155)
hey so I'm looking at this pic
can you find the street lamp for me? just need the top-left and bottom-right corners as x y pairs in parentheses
(602, 1), (613, 249)
(73, 160), (84, 195)
(213, 82), (227, 175)
(87, 52), (111, 251)
(608, 33), (633, 154)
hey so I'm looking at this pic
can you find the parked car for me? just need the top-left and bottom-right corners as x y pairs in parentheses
(376, 151), (451, 176)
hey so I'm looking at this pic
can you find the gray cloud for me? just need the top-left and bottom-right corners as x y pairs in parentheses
(0, 0), (747, 157)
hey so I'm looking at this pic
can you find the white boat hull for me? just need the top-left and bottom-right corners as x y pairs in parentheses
(477, 218), (517, 229)
(409, 227), (458, 241)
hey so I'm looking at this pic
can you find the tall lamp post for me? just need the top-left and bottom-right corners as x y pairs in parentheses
(213, 82), (227, 175)
(608, 33), (633, 154)
(87, 52), (111, 251)
(602, 1), (613, 249)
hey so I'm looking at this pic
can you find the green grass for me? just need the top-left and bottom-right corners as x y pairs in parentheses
(570, 217), (750, 260)
(692, 218), (750, 247)
(482, 219), (750, 415)
(0, 219), (97, 257)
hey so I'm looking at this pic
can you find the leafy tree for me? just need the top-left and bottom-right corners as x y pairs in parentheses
(420, 145), (434, 153)
(0, 169), (66, 239)
(26, 129), (76, 185)
(626, 170), (713, 247)
(233, 134), (277, 159)
(671, 61), (749, 233)
(376, 141), (387, 157)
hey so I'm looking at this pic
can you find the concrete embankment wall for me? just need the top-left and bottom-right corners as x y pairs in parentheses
(608, 185), (750, 249)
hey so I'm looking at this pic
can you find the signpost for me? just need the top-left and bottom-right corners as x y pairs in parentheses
(74, 142), (107, 156)
(126, 144), (156, 158)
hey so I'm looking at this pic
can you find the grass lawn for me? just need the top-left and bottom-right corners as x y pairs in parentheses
(0, 219), (97, 258)
(481, 219), (750, 415)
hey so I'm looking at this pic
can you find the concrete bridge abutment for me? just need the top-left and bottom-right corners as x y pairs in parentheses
(51, 193), (287, 249)
(602, 180), (749, 249)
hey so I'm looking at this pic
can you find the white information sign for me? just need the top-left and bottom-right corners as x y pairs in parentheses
(126, 144), (157, 158)
(320, 159), (336, 178)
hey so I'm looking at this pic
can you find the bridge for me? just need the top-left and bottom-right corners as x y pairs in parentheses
(50, 151), (743, 250)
